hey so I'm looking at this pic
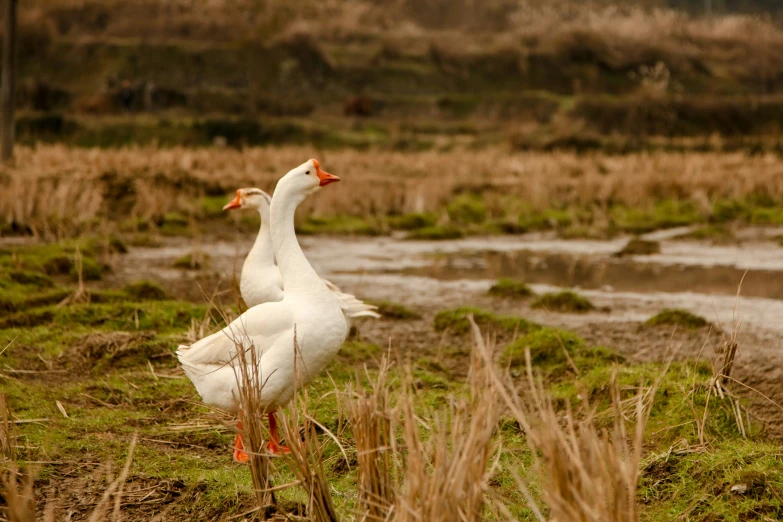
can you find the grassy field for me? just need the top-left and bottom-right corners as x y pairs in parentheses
(1, 239), (781, 520)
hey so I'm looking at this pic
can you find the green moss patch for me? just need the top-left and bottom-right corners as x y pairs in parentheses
(7, 270), (54, 287)
(124, 280), (169, 301)
(488, 278), (535, 299)
(434, 306), (538, 335)
(388, 213), (437, 231)
(298, 215), (379, 236)
(446, 194), (487, 225)
(531, 291), (595, 313)
(503, 327), (619, 374)
(338, 340), (384, 363)
(646, 308), (710, 329)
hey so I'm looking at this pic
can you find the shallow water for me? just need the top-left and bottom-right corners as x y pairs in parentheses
(111, 233), (783, 335)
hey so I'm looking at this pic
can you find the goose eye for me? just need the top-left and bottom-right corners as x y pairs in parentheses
(305, 170), (310, 175)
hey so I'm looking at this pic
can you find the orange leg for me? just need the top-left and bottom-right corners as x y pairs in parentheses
(233, 418), (249, 463)
(266, 412), (290, 455)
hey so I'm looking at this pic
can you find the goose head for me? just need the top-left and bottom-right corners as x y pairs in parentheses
(223, 188), (272, 212)
(274, 159), (340, 205)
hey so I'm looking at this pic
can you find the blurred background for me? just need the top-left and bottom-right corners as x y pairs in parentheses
(16, 0), (783, 151)
(4, 0), (783, 242)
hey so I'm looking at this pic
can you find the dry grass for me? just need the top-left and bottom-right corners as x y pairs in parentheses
(231, 335), (276, 516)
(344, 362), (395, 520)
(390, 324), (505, 522)
(278, 396), (341, 522)
(0, 465), (35, 522)
(3, 145), (783, 238)
(472, 314), (659, 522)
(0, 394), (14, 464)
(518, 367), (652, 522)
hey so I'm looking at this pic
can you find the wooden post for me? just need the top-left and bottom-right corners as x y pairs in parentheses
(1, 0), (17, 163)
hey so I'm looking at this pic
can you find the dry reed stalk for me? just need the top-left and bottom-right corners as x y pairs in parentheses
(276, 339), (341, 522)
(702, 275), (749, 438)
(519, 359), (652, 522)
(231, 334), (276, 515)
(392, 316), (503, 522)
(56, 247), (89, 307)
(1, 393), (14, 463)
(344, 360), (395, 520)
(0, 464), (36, 522)
(467, 314), (659, 522)
(0, 394), (35, 522)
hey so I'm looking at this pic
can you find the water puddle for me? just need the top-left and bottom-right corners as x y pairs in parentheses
(398, 249), (783, 300)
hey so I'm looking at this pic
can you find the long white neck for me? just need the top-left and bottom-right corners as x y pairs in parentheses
(270, 190), (324, 295)
(244, 206), (276, 269)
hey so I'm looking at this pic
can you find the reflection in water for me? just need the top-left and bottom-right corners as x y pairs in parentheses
(402, 250), (783, 300)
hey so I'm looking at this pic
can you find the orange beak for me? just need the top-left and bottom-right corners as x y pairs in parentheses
(223, 189), (243, 211)
(316, 166), (340, 187)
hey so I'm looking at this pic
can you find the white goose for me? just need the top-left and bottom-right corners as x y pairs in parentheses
(177, 159), (349, 459)
(223, 186), (381, 329)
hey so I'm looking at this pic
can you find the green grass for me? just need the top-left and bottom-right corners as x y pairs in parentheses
(503, 326), (618, 375)
(488, 278), (535, 299)
(446, 194), (487, 225)
(640, 441), (783, 521)
(531, 291), (595, 313)
(298, 215), (380, 235)
(518, 206), (576, 232)
(123, 280), (169, 301)
(1, 241), (779, 519)
(646, 308), (710, 329)
(611, 200), (704, 234)
(433, 306), (539, 335)
(159, 212), (191, 236)
(388, 212), (437, 231)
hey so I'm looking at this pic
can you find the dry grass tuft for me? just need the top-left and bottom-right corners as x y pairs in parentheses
(344, 361), (396, 520)
(278, 403), (341, 522)
(0, 464), (36, 522)
(1, 394), (14, 464)
(392, 319), (504, 522)
(519, 368), (652, 522)
(276, 341), (343, 522)
(469, 314), (659, 522)
(1, 395), (35, 522)
(231, 335), (276, 514)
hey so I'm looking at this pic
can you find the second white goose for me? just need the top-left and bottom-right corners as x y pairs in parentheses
(177, 159), (349, 460)
(224, 184), (381, 329)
